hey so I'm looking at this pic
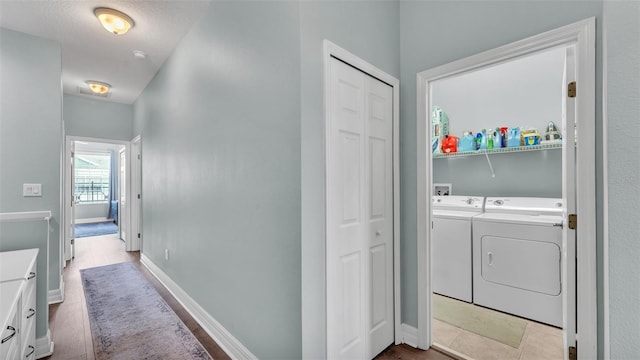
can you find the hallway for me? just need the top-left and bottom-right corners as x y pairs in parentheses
(43, 234), (230, 360)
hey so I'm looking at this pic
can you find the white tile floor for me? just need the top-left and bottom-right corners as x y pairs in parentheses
(433, 304), (564, 360)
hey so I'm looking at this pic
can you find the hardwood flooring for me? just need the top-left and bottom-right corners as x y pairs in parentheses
(43, 234), (452, 360)
(42, 234), (230, 360)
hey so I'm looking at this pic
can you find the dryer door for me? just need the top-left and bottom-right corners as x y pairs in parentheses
(481, 233), (561, 296)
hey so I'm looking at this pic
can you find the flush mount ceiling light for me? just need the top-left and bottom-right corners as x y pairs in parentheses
(85, 80), (111, 94)
(94, 7), (134, 35)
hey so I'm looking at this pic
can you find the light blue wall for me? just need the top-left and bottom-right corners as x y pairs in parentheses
(64, 94), (134, 141)
(133, 2), (301, 358)
(605, 1), (640, 358)
(299, 1), (400, 357)
(0, 28), (62, 339)
(398, 0), (604, 353)
(434, 150), (562, 198)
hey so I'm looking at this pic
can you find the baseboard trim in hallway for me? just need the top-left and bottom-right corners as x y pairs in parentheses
(35, 330), (54, 359)
(140, 253), (258, 360)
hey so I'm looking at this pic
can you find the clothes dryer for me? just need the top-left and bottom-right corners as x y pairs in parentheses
(472, 197), (564, 327)
(432, 195), (484, 302)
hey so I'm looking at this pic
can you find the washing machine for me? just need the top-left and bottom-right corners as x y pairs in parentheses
(472, 197), (564, 327)
(432, 195), (484, 302)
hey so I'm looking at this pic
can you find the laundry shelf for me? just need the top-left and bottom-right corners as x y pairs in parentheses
(432, 142), (563, 159)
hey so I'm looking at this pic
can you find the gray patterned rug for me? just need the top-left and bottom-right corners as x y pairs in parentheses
(81, 262), (212, 360)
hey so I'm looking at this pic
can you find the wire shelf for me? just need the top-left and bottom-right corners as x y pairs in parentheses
(432, 142), (563, 159)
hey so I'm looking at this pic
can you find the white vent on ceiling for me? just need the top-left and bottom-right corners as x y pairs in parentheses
(77, 86), (111, 98)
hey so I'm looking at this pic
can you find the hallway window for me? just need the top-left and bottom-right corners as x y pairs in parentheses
(75, 152), (110, 204)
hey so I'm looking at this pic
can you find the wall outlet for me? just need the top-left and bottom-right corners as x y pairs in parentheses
(23, 184), (42, 197)
(165, 248), (169, 261)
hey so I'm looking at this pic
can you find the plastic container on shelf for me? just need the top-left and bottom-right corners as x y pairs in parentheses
(431, 106), (449, 153)
(508, 127), (521, 147)
(458, 132), (476, 152)
(441, 135), (459, 153)
(521, 128), (541, 146)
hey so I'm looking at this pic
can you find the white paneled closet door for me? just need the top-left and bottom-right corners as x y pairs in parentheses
(327, 57), (394, 359)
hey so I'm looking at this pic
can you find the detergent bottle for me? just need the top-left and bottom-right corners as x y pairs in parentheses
(458, 131), (476, 152)
(478, 129), (487, 150)
(441, 135), (459, 153)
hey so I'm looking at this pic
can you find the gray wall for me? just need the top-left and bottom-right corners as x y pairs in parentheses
(0, 28), (62, 340)
(398, 0), (604, 354)
(432, 47), (565, 138)
(604, 1), (640, 358)
(299, 1), (400, 357)
(64, 94), (134, 141)
(433, 149), (562, 198)
(133, 2), (301, 358)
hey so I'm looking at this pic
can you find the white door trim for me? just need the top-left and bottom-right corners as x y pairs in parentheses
(130, 135), (142, 252)
(415, 18), (597, 358)
(323, 39), (402, 352)
(63, 136), (133, 265)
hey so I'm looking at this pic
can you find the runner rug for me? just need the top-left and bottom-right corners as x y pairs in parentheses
(81, 262), (212, 359)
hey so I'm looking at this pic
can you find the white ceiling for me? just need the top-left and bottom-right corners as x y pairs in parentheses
(0, 0), (211, 104)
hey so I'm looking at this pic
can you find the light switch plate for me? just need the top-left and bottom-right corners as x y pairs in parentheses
(23, 184), (42, 197)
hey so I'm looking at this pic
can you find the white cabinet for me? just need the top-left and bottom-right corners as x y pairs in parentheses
(0, 249), (38, 360)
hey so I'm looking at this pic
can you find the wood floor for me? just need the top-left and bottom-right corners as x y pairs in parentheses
(42, 234), (230, 360)
(43, 234), (452, 360)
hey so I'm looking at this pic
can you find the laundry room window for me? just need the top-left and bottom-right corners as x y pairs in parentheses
(75, 152), (111, 204)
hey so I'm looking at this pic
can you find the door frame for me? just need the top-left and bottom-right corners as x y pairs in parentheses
(415, 18), (597, 358)
(323, 40), (402, 352)
(63, 136), (135, 263)
(118, 147), (128, 245)
(130, 135), (142, 252)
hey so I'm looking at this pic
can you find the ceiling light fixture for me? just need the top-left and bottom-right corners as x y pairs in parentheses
(85, 80), (111, 94)
(94, 7), (134, 35)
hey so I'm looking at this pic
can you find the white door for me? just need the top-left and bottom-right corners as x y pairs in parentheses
(327, 57), (394, 359)
(69, 141), (76, 259)
(119, 148), (127, 241)
(130, 137), (141, 251)
(561, 45), (577, 358)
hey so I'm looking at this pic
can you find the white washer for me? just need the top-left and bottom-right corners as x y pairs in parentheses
(472, 197), (564, 327)
(432, 195), (484, 302)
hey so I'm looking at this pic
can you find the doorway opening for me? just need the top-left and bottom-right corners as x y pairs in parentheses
(416, 18), (597, 360)
(73, 142), (123, 236)
(64, 136), (141, 266)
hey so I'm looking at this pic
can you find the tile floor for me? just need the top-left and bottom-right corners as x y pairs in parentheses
(432, 300), (564, 360)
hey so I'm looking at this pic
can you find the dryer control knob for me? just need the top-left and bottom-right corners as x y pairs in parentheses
(494, 200), (504, 205)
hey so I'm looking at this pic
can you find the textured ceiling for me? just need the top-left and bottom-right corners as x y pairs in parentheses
(0, 0), (211, 104)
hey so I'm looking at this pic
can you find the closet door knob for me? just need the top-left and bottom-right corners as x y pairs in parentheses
(27, 308), (36, 319)
(27, 272), (36, 280)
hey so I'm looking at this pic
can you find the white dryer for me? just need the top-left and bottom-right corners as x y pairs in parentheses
(432, 195), (484, 302)
(472, 197), (564, 327)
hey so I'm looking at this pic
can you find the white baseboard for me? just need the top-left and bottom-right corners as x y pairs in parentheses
(402, 323), (418, 348)
(75, 217), (111, 224)
(35, 330), (54, 359)
(140, 254), (257, 360)
(48, 278), (64, 304)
